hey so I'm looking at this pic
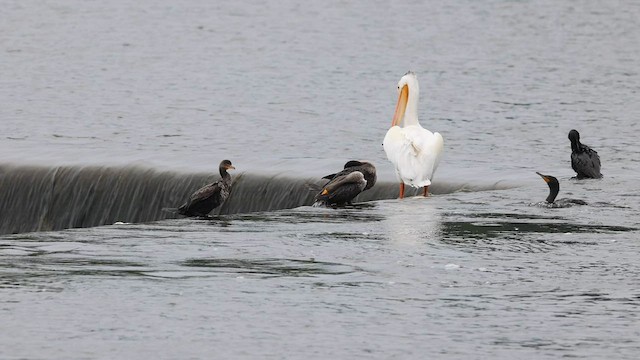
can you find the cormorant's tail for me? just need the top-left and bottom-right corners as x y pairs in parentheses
(172, 204), (188, 215)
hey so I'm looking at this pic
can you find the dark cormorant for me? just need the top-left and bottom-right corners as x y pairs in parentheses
(321, 160), (377, 191)
(314, 171), (368, 207)
(178, 160), (235, 216)
(536, 172), (587, 207)
(312, 160), (376, 206)
(569, 129), (602, 179)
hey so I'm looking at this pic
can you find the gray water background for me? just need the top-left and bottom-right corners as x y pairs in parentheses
(1, 0), (640, 359)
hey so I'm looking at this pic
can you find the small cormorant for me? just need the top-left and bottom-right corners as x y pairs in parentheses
(568, 129), (602, 179)
(536, 172), (587, 207)
(313, 161), (376, 206)
(314, 171), (367, 207)
(178, 160), (235, 216)
(321, 160), (377, 191)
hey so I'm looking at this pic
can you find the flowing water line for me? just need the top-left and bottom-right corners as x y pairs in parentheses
(0, 163), (518, 235)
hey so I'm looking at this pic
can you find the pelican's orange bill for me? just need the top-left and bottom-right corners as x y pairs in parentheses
(391, 84), (408, 127)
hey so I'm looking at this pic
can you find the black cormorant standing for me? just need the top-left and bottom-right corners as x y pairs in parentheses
(321, 160), (377, 191)
(314, 161), (376, 206)
(314, 171), (367, 207)
(178, 160), (235, 216)
(569, 129), (602, 179)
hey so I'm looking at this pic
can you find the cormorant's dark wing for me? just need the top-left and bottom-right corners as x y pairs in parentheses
(321, 162), (376, 190)
(188, 182), (221, 203)
(179, 181), (221, 212)
(314, 172), (366, 205)
(321, 183), (365, 204)
(321, 160), (363, 180)
(571, 145), (601, 178)
(322, 168), (352, 181)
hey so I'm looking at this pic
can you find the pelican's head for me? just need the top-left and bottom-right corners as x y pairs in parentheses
(391, 71), (420, 127)
(397, 71), (419, 93)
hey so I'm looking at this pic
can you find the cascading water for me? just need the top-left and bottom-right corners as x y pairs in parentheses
(0, 163), (513, 235)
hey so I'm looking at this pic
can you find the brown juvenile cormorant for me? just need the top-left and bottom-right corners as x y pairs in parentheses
(569, 129), (602, 179)
(178, 160), (235, 216)
(321, 160), (377, 191)
(314, 171), (368, 207)
(536, 172), (587, 207)
(312, 160), (376, 206)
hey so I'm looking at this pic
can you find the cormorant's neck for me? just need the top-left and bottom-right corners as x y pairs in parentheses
(570, 138), (581, 152)
(219, 167), (230, 179)
(546, 181), (559, 203)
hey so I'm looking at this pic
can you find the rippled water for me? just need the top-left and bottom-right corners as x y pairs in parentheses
(2, 193), (639, 359)
(1, 0), (640, 359)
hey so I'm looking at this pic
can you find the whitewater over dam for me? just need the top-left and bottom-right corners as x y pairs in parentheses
(0, 163), (512, 235)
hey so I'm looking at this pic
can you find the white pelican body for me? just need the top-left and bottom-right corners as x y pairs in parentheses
(383, 72), (444, 198)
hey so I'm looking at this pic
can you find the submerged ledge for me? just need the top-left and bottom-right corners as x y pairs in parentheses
(0, 163), (515, 235)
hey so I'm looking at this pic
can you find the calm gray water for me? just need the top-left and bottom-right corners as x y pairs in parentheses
(1, 0), (640, 358)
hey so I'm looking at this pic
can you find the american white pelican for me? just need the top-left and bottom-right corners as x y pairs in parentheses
(383, 72), (444, 198)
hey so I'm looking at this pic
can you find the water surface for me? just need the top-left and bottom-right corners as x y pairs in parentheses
(1, 0), (639, 359)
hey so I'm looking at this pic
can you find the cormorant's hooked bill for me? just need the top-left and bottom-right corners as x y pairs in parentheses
(536, 171), (587, 206)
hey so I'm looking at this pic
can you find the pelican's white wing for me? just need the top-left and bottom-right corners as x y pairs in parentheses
(383, 125), (444, 188)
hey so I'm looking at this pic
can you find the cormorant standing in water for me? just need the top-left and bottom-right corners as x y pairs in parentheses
(321, 160), (377, 191)
(178, 160), (235, 216)
(569, 129), (602, 179)
(314, 160), (376, 206)
(314, 171), (367, 207)
(536, 172), (587, 207)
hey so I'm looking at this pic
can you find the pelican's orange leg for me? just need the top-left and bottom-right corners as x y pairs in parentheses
(423, 185), (429, 197)
(399, 183), (405, 199)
